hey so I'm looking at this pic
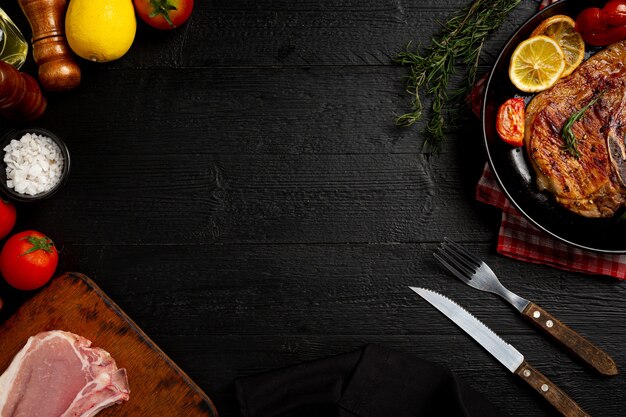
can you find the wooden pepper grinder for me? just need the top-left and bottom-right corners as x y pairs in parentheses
(18, 0), (81, 92)
(0, 60), (47, 121)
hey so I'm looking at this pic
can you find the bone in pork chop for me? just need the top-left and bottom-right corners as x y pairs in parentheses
(0, 330), (129, 417)
(524, 40), (626, 217)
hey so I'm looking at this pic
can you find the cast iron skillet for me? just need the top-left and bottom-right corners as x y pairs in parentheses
(482, 0), (626, 253)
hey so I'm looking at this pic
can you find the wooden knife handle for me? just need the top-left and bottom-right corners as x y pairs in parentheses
(515, 361), (589, 417)
(522, 302), (617, 376)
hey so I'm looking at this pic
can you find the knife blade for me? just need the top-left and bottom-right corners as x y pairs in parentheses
(410, 287), (590, 417)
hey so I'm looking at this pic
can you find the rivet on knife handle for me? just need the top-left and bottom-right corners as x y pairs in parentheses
(522, 302), (617, 376)
(515, 361), (590, 417)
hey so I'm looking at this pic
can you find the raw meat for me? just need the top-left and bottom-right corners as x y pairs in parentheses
(0, 330), (130, 417)
(525, 40), (626, 217)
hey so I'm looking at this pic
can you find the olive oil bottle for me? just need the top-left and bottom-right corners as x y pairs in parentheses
(0, 8), (27, 69)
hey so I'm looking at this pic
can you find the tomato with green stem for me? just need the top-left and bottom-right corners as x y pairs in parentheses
(0, 230), (58, 290)
(133, 0), (194, 30)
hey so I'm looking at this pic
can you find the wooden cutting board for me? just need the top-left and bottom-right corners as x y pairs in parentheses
(0, 272), (218, 417)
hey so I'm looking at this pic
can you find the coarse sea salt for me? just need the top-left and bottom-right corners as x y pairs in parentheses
(3, 133), (64, 196)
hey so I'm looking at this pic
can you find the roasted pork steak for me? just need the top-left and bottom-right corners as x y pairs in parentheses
(0, 330), (130, 417)
(525, 40), (626, 217)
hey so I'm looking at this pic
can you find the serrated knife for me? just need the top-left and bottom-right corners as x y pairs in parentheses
(410, 287), (590, 417)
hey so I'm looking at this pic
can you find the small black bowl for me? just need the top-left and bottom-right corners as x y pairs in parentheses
(0, 127), (71, 202)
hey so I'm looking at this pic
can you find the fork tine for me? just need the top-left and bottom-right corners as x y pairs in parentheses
(433, 252), (470, 283)
(438, 242), (479, 274)
(433, 249), (473, 283)
(442, 238), (481, 268)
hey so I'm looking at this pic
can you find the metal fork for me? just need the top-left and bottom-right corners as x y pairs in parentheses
(433, 238), (617, 376)
(434, 239), (530, 312)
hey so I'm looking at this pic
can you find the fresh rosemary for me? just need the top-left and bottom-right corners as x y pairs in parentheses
(561, 92), (604, 159)
(395, 0), (521, 154)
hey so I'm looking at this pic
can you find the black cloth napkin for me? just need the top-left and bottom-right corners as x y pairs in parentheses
(236, 344), (507, 417)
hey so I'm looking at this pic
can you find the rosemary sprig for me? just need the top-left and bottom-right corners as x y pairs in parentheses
(395, 0), (521, 154)
(561, 92), (604, 158)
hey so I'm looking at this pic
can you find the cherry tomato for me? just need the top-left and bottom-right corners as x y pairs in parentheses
(0, 230), (58, 291)
(496, 98), (525, 147)
(603, 0), (626, 26)
(133, 0), (194, 30)
(576, 0), (626, 46)
(576, 7), (602, 35)
(0, 199), (16, 240)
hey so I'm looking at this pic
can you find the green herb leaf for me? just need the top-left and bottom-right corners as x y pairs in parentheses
(561, 92), (604, 159)
(395, 0), (521, 154)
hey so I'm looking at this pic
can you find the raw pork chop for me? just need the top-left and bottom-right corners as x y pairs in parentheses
(0, 330), (130, 417)
(525, 40), (626, 217)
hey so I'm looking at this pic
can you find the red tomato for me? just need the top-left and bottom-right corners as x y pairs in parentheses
(576, 0), (626, 45)
(0, 230), (58, 290)
(496, 98), (525, 147)
(0, 199), (16, 240)
(133, 0), (194, 30)
(603, 0), (626, 26)
(576, 7), (602, 35)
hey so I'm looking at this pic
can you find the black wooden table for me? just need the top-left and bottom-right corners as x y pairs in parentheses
(1, 1), (625, 416)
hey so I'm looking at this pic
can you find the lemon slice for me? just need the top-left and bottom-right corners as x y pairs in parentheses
(509, 35), (565, 93)
(530, 15), (585, 77)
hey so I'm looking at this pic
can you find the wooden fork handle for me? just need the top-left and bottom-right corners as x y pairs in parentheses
(522, 302), (617, 376)
(515, 361), (590, 417)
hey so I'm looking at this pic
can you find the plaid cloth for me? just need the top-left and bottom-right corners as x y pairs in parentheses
(476, 163), (626, 280)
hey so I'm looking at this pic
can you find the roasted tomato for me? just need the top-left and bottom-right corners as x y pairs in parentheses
(0, 199), (16, 240)
(576, 0), (626, 46)
(496, 97), (525, 147)
(133, 0), (194, 30)
(0, 230), (58, 290)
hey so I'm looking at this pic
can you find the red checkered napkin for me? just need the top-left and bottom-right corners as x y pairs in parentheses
(476, 163), (626, 280)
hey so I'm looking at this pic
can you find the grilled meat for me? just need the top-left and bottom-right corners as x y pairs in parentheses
(525, 40), (626, 217)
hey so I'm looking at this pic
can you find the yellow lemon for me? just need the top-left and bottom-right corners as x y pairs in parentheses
(66, 0), (136, 63)
(509, 35), (565, 93)
(530, 15), (585, 77)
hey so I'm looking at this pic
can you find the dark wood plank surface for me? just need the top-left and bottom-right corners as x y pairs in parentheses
(1, 0), (625, 416)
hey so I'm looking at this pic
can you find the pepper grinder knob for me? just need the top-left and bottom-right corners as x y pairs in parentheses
(18, 0), (81, 92)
